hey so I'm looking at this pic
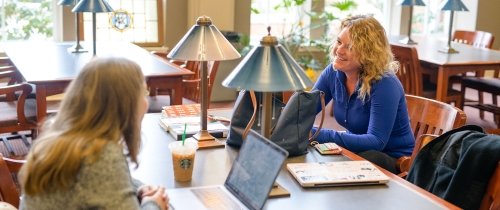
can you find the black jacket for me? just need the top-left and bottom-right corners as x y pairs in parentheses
(407, 125), (500, 210)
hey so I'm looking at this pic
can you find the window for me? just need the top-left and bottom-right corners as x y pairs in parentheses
(410, 0), (477, 39)
(0, 0), (54, 41)
(250, 0), (390, 43)
(249, 0), (389, 71)
(82, 0), (164, 47)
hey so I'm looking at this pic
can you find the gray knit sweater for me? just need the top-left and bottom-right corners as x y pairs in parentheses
(20, 142), (160, 210)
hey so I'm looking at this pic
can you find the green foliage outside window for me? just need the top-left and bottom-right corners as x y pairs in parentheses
(0, 0), (53, 41)
(252, 0), (356, 75)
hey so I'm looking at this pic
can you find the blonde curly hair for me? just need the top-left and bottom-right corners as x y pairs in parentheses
(334, 14), (398, 102)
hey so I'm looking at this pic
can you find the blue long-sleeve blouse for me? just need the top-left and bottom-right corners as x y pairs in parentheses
(312, 64), (414, 158)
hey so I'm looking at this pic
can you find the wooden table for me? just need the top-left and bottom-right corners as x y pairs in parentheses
(1, 41), (193, 121)
(132, 114), (460, 210)
(390, 36), (500, 102)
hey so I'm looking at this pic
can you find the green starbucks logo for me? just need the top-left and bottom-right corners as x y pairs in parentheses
(180, 159), (192, 169)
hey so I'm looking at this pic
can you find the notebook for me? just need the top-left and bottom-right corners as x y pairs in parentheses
(287, 161), (390, 187)
(167, 129), (289, 210)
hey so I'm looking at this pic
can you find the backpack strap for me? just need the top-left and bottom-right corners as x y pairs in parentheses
(242, 90), (257, 139)
(309, 91), (326, 144)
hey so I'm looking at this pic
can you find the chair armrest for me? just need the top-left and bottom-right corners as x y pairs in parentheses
(396, 155), (412, 176)
(0, 68), (22, 86)
(0, 83), (33, 124)
(0, 70), (23, 100)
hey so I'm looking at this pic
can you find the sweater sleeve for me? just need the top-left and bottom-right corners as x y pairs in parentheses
(79, 143), (161, 210)
(313, 77), (402, 153)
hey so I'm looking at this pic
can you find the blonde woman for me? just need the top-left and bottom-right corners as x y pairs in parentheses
(19, 57), (169, 210)
(311, 15), (415, 173)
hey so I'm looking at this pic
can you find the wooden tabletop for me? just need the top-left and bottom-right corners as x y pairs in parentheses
(132, 113), (460, 210)
(390, 36), (500, 101)
(1, 41), (194, 120)
(1, 41), (193, 84)
(390, 36), (500, 67)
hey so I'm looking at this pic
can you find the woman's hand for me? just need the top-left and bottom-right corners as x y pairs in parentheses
(139, 185), (170, 210)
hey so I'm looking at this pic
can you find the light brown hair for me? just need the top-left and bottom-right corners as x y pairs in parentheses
(20, 57), (145, 195)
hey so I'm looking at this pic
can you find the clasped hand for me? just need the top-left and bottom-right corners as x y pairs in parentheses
(138, 185), (170, 210)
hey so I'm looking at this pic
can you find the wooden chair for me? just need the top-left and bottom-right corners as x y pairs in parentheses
(396, 94), (467, 175)
(453, 30), (495, 49)
(148, 53), (221, 112)
(451, 30), (496, 116)
(390, 43), (423, 96)
(0, 154), (25, 208)
(0, 72), (37, 156)
(460, 76), (500, 127)
(390, 43), (463, 106)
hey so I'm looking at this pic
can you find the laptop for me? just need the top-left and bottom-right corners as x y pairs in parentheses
(287, 161), (390, 187)
(167, 130), (289, 210)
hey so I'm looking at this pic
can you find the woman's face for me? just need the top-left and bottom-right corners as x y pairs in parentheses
(332, 28), (361, 74)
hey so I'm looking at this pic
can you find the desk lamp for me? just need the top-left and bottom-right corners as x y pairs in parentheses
(167, 16), (241, 148)
(222, 27), (313, 138)
(439, 0), (468, 54)
(399, 0), (426, 45)
(72, 0), (114, 55)
(58, 0), (87, 53)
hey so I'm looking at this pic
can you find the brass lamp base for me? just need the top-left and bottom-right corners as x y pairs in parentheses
(193, 130), (216, 141)
(193, 130), (225, 149)
(438, 47), (459, 54)
(399, 37), (417, 45)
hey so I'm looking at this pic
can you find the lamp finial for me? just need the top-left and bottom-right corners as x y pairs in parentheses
(261, 26), (278, 46)
(197, 16), (212, 26)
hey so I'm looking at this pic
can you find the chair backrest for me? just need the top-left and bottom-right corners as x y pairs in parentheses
(391, 44), (423, 96)
(400, 95), (466, 174)
(480, 161), (500, 210)
(182, 61), (220, 104)
(405, 94), (467, 140)
(453, 30), (495, 49)
(0, 154), (24, 208)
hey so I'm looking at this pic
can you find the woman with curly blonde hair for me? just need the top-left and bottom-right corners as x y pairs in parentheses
(311, 15), (414, 173)
(19, 57), (169, 209)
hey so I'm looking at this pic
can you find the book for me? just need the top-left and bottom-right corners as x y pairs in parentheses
(287, 161), (390, 187)
(162, 104), (233, 123)
(162, 104), (201, 118)
(159, 117), (228, 140)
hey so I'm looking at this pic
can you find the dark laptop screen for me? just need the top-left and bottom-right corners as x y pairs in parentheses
(224, 130), (288, 210)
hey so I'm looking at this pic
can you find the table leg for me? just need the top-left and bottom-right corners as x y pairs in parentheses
(36, 85), (47, 122)
(171, 84), (183, 105)
(435, 67), (449, 102)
